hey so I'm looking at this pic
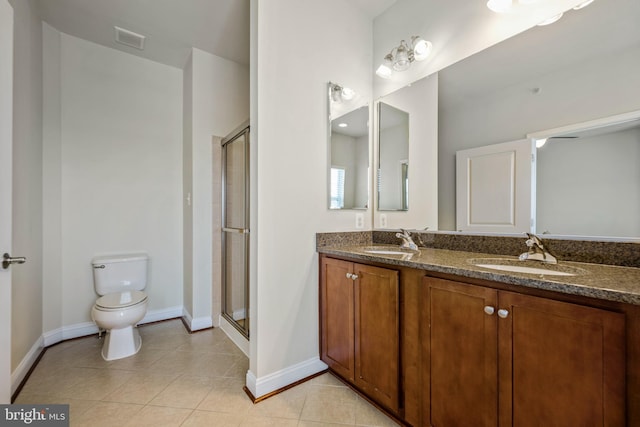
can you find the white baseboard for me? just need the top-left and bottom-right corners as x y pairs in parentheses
(181, 307), (213, 331)
(141, 305), (182, 325)
(42, 321), (99, 347)
(246, 356), (328, 399)
(11, 336), (44, 395)
(41, 306), (183, 347)
(218, 315), (249, 357)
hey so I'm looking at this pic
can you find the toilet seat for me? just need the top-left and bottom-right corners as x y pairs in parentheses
(95, 290), (147, 311)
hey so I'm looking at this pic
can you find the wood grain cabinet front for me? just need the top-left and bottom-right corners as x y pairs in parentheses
(425, 276), (625, 427)
(320, 256), (400, 414)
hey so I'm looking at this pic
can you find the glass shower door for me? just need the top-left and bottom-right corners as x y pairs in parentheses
(222, 123), (250, 338)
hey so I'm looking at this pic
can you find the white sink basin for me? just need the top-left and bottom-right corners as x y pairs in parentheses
(469, 258), (587, 277)
(361, 246), (418, 256)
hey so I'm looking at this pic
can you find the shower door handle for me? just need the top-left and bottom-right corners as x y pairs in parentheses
(223, 228), (249, 234)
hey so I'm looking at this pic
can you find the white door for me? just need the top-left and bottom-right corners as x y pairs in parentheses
(456, 139), (533, 233)
(0, 0), (13, 404)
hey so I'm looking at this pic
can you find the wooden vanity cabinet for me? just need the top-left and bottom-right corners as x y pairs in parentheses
(425, 276), (626, 427)
(320, 256), (400, 413)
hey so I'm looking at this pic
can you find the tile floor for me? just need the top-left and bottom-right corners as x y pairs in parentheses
(14, 319), (399, 427)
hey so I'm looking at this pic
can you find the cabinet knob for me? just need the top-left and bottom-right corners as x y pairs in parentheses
(346, 273), (353, 279)
(483, 306), (495, 315)
(351, 274), (358, 280)
(498, 309), (509, 318)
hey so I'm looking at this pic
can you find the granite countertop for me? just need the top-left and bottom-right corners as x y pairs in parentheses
(318, 244), (640, 306)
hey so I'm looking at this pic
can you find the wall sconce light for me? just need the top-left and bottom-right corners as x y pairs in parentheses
(375, 36), (433, 79)
(329, 83), (355, 103)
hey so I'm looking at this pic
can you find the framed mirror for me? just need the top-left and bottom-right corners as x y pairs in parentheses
(327, 82), (369, 210)
(372, 74), (439, 230)
(417, 0), (640, 240)
(377, 102), (409, 211)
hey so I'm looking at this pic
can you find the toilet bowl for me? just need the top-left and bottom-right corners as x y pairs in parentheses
(91, 290), (148, 361)
(91, 253), (149, 361)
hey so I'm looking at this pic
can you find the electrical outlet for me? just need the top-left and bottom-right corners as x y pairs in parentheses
(355, 213), (364, 229)
(380, 214), (387, 228)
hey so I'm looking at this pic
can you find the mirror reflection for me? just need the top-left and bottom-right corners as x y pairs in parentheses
(378, 102), (409, 211)
(374, 0), (640, 239)
(328, 83), (369, 210)
(533, 114), (640, 238)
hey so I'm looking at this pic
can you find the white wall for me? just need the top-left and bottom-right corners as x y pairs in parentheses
(43, 30), (184, 332)
(378, 122), (408, 210)
(182, 48), (249, 330)
(249, 0), (372, 397)
(182, 52), (194, 319)
(439, 45), (640, 231)
(8, 0), (43, 376)
(536, 127), (640, 238)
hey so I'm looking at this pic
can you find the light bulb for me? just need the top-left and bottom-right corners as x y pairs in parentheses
(487, 0), (513, 13)
(413, 39), (432, 61)
(393, 43), (410, 71)
(376, 63), (392, 79)
(341, 87), (355, 100)
(535, 138), (548, 148)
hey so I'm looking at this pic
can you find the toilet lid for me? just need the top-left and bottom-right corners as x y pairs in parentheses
(96, 290), (147, 310)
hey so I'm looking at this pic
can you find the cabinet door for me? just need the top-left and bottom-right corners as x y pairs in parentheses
(320, 257), (355, 381)
(354, 263), (400, 413)
(498, 291), (625, 427)
(426, 277), (499, 427)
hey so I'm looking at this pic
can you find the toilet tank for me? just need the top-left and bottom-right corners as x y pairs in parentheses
(92, 253), (148, 295)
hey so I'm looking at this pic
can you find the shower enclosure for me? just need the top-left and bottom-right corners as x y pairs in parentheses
(221, 122), (250, 338)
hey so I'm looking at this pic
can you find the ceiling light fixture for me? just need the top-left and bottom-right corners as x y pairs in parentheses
(376, 36), (433, 79)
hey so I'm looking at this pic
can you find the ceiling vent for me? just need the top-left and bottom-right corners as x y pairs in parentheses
(114, 26), (145, 50)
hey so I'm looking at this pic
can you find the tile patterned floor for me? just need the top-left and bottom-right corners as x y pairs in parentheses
(14, 319), (399, 426)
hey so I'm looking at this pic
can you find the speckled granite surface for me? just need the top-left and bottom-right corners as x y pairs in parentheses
(316, 231), (640, 305)
(370, 231), (640, 267)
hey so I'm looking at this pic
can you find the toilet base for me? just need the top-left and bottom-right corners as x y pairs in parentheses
(101, 325), (142, 361)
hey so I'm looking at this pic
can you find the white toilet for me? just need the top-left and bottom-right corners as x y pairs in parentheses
(91, 253), (149, 361)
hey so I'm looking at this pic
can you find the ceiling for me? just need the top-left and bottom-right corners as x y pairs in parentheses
(36, 0), (397, 70)
(37, 0), (251, 69)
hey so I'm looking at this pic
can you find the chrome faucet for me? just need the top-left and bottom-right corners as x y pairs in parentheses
(396, 229), (419, 251)
(519, 233), (557, 264)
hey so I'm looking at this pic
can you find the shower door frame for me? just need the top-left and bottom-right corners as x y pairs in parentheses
(221, 121), (250, 339)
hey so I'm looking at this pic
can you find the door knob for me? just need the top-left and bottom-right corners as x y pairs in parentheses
(2, 253), (26, 269)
